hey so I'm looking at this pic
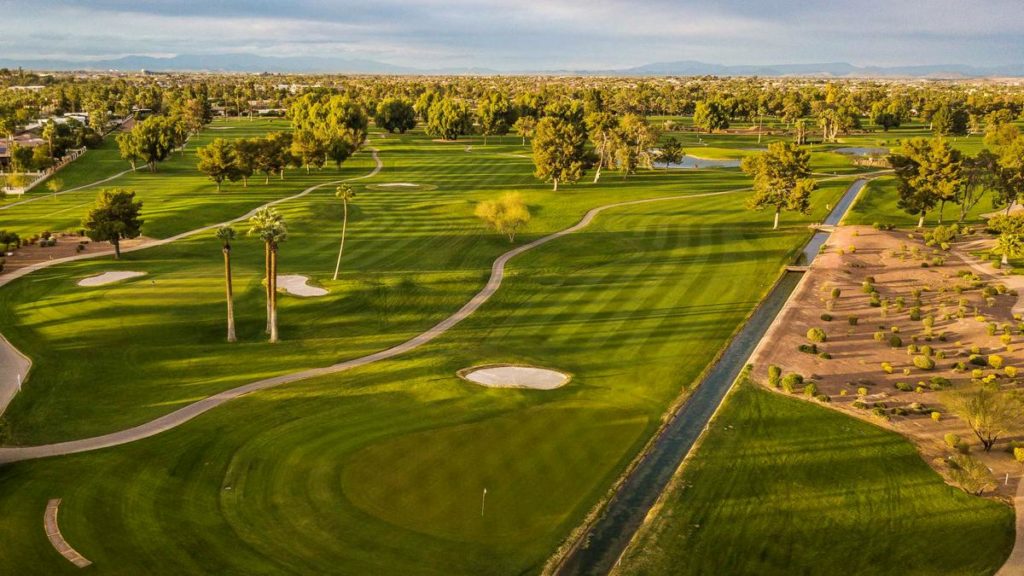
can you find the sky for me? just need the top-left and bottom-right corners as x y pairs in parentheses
(1, 0), (1023, 70)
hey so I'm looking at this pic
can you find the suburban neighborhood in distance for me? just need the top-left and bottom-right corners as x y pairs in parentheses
(2, 1), (1024, 574)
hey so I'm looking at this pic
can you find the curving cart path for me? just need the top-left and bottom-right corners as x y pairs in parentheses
(0, 149), (382, 418)
(0, 183), (748, 465)
(0, 169), (880, 465)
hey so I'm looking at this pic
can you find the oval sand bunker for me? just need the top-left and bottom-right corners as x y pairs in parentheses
(459, 365), (570, 390)
(277, 275), (328, 297)
(78, 271), (147, 286)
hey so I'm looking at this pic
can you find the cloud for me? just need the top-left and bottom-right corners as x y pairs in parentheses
(0, 0), (1021, 69)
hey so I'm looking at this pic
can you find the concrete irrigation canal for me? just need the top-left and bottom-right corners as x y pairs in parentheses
(555, 178), (869, 576)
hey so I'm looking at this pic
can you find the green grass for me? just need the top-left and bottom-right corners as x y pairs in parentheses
(845, 176), (999, 227)
(0, 118), (333, 239)
(0, 129), (859, 573)
(616, 381), (1014, 576)
(0, 128), (858, 445)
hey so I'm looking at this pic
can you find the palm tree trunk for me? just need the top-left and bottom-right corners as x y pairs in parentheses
(773, 208), (780, 230)
(265, 242), (272, 334)
(269, 246), (279, 343)
(553, 178), (558, 192)
(224, 246), (236, 343)
(332, 201), (348, 281)
(112, 237), (121, 259)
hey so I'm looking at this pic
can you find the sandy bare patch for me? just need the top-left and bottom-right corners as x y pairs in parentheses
(277, 275), (327, 297)
(78, 271), (146, 286)
(751, 225), (1024, 498)
(458, 364), (570, 390)
(0, 235), (154, 283)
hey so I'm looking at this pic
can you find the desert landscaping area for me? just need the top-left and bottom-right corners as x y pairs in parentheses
(753, 223), (1024, 499)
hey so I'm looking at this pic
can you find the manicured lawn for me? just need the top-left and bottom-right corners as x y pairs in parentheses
(845, 176), (999, 227)
(0, 118), (324, 239)
(0, 127), (858, 444)
(0, 135), (855, 573)
(615, 382), (1014, 576)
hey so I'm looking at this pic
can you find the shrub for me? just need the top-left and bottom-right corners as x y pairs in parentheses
(820, 313), (833, 322)
(852, 401), (868, 409)
(781, 373), (803, 393)
(871, 407), (888, 419)
(848, 316), (858, 326)
(972, 368), (984, 379)
(818, 351), (832, 360)
(768, 365), (782, 388)
(895, 382), (913, 392)
(913, 355), (935, 370)
(881, 362), (893, 374)
(969, 354), (987, 366)
(831, 287), (842, 299)
(1006, 366), (1019, 378)
(804, 382), (819, 397)
(807, 328), (827, 343)
(909, 308), (922, 321)
(857, 386), (869, 396)
(989, 355), (1005, 369)
(869, 293), (882, 307)
(945, 433), (961, 448)
(815, 394), (831, 403)
(873, 331), (885, 342)
(862, 281), (875, 294)
(921, 345), (934, 357)
(987, 323), (998, 336)
(929, 376), (951, 390)
(931, 411), (941, 421)
(906, 344), (918, 355)
(798, 344), (818, 354)
(889, 334), (903, 348)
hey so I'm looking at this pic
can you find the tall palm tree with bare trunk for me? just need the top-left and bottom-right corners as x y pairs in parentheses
(215, 225), (238, 342)
(332, 184), (356, 281)
(248, 208), (287, 343)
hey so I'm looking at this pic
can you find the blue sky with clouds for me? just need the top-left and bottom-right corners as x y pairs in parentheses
(1, 0), (1022, 69)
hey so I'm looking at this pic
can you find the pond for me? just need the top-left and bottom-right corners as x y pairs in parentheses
(834, 146), (888, 156)
(664, 155), (741, 169)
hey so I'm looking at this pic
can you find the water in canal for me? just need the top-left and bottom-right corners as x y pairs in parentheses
(556, 178), (868, 576)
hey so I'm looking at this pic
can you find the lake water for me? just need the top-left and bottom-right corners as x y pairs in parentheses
(834, 146), (888, 156)
(664, 155), (741, 169)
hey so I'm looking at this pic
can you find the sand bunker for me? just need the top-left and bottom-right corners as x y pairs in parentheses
(458, 365), (570, 390)
(277, 275), (328, 297)
(78, 271), (146, 286)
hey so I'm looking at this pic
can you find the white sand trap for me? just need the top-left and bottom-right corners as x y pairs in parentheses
(78, 271), (146, 287)
(378, 183), (420, 188)
(459, 365), (570, 390)
(277, 275), (328, 297)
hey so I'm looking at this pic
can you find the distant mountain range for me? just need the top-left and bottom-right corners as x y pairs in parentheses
(2, 54), (1022, 78)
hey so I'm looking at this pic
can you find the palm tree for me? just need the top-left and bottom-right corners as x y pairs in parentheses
(332, 184), (357, 281)
(248, 208), (288, 343)
(215, 225), (238, 343)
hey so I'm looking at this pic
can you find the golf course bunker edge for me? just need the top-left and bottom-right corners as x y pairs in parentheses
(458, 364), (571, 390)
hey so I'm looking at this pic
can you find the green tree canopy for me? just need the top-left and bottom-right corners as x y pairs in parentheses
(532, 116), (587, 191)
(82, 188), (144, 259)
(742, 141), (815, 230)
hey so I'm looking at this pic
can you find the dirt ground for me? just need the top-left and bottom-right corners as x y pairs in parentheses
(752, 224), (1024, 499)
(0, 234), (152, 280)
